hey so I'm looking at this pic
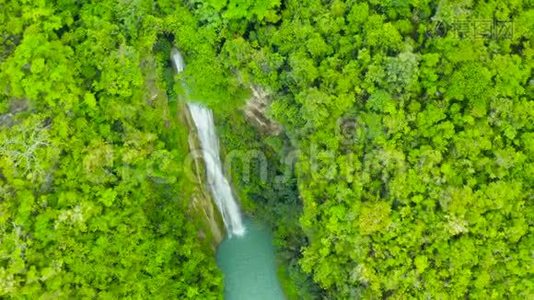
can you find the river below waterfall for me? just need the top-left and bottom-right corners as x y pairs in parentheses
(217, 218), (285, 300)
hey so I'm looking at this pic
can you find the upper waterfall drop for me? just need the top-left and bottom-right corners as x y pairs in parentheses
(171, 47), (245, 237)
(171, 48), (185, 73)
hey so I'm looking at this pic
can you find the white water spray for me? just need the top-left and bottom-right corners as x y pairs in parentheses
(171, 48), (185, 73)
(171, 48), (245, 237)
(188, 103), (246, 237)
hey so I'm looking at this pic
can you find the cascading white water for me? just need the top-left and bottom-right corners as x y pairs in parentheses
(188, 103), (246, 237)
(171, 47), (245, 237)
(171, 48), (185, 73)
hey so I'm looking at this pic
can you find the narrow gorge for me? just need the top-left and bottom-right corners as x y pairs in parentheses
(171, 48), (284, 299)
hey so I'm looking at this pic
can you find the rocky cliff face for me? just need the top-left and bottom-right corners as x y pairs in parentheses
(243, 86), (282, 136)
(146, 48), (226, 249)
(182, 103), (225, 248)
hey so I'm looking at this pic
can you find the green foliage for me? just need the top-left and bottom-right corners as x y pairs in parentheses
(217, 108), (321, 298)
(197, 0), (534, 298)
(0, 0), (224, 298)
(2, 0), (533, 298)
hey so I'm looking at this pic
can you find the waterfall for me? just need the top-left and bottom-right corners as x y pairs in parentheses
(188, 103), (246, 237)
(171, 47), (245, 237)
(171, 48), (185, 73)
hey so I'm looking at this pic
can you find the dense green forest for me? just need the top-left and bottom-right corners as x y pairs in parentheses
(1, 0), (533, 299)
(0, 1), (229, 297)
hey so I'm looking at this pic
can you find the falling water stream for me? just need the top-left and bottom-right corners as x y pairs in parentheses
(171, 47), (284, 299)
(187, 102), (246, 237)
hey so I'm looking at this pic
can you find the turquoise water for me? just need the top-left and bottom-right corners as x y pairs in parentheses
(216, 219), (285, 300)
